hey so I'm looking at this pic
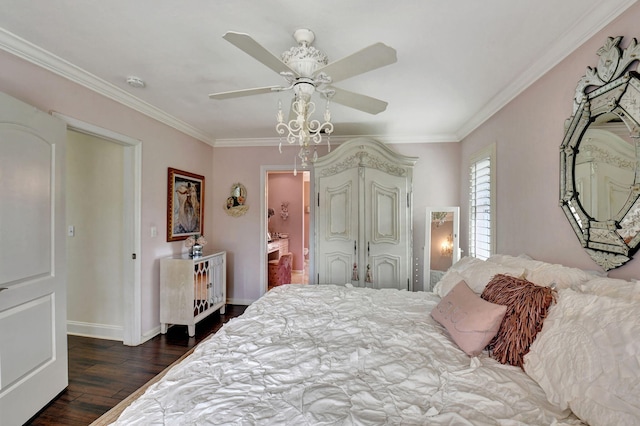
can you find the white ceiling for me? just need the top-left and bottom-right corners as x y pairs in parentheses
(0, 0), (636, 146)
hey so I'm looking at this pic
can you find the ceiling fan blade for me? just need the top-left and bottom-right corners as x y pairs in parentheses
(223, 31), (296, 76)
(316, 43), (397, 84)
(329, 87), (389, 115)
(209, 86), (282, 100)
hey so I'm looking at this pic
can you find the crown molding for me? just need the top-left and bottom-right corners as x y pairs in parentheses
(213, 133), (459, 147)
(0, 27), (215, 145)
(456, 0), (638, 141)
(375, 134), (460, 144)
(1, 27), (450, 148)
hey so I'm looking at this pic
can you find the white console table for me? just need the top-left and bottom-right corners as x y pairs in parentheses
(160, 249), (226, 337)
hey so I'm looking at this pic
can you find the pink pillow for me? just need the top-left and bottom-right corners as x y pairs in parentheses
(431, 280), (507, 356)
(481, 274), (556, 368)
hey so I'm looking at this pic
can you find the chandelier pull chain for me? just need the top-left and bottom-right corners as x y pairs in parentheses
(324, 99), (331, 122)
(277, 99), (284, 153)
(293, 154), (297, 176)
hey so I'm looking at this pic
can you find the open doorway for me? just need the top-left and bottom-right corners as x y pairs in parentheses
(66, 129), (125, 340)
(54, 113), (142, 346)
(263, 169), (311, 291)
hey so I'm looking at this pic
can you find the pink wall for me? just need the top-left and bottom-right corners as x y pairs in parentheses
(460, 2), (640, 281)
(213, 142), (461, 300)
(268, 172), (305, 270)
(0, 49), (215, 337)
(212, 146), (300, 304)
(394, 142), (461, 289)
(8, 3), (639, 342)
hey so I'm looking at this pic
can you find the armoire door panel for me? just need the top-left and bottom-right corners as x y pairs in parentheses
(370, 181), (399, 244)
(323, 252), (354, 285)
(327, 181), (353, 240)
(364, 167), (410, 289)
(317, 168), (359, 284)
(370, 255), (401, 289)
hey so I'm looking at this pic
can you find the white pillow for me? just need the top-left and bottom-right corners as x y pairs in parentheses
(487, 254), (548, 271)
(433, 259), (524, 297)
(488, 254), (592, 289)
(526, 264), (592, 289)
(457, 261), (525, 295)
(449, 256), (484, 273)
(578, 277), (640, 302)
(433, 257), (484, 297)
(432, 271), (465, 298)
(524, 289), (640, 425)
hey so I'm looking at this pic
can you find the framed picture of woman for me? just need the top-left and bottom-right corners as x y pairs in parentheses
(167, 167), (205, 241)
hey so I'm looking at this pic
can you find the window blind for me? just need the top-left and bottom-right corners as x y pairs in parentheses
(469, 156), (492, 260)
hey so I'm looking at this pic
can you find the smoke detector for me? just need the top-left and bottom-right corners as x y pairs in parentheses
(126, 76), (145, 88)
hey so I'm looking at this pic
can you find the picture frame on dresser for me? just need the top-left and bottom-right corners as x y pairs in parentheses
(167, 167), (205, 241)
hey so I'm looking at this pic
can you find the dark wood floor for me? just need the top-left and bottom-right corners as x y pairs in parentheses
(26, 305), (247, 426)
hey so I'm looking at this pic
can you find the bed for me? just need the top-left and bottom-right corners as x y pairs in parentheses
(109, 255), (640, 425)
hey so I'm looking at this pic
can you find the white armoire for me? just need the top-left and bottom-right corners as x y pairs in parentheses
(314, 138), (417, 290)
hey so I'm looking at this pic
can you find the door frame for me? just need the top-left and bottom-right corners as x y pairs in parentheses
(260, 165), (315, 294)
(52, 113), (142, 346)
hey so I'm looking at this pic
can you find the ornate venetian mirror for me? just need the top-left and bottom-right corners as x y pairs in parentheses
(561, 36), (640, 270)
(224, 182), (249, 217)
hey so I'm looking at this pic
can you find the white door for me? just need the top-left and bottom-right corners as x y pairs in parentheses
(363, 167), (411, 290)
(316, 167), (359, 285)
(0, 92), (68, 425)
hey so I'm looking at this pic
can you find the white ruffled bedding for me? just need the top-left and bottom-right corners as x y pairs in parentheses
(524, 288), (640, 425)
(112, 284), (580, 425)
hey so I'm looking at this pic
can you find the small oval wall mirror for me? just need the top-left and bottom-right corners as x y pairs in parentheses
(424, 206), (460, 291)
(224, 182), (249, 217)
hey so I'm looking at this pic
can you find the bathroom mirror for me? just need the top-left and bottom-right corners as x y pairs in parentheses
(424, 207), (460, 291)
(224, 182), (249, 217)
(560, 36), (640, 270)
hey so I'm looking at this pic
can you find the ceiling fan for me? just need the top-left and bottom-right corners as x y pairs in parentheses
(208, 29), (397, 115)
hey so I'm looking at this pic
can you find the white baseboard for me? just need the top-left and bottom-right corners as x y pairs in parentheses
(140, 325), (161, 344)
(227, 297), (256, 306)
(68, 308), (253, 345)
(67, 320), (123, 341)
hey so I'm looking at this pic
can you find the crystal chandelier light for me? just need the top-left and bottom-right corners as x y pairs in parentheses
(275, 30), (335, 174)
(441, 234), (454, 257)
(432, 211), (448, 227)
(276, 85), (334, 172)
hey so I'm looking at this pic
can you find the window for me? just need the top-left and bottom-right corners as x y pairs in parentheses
(469, 144), (496, 260)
